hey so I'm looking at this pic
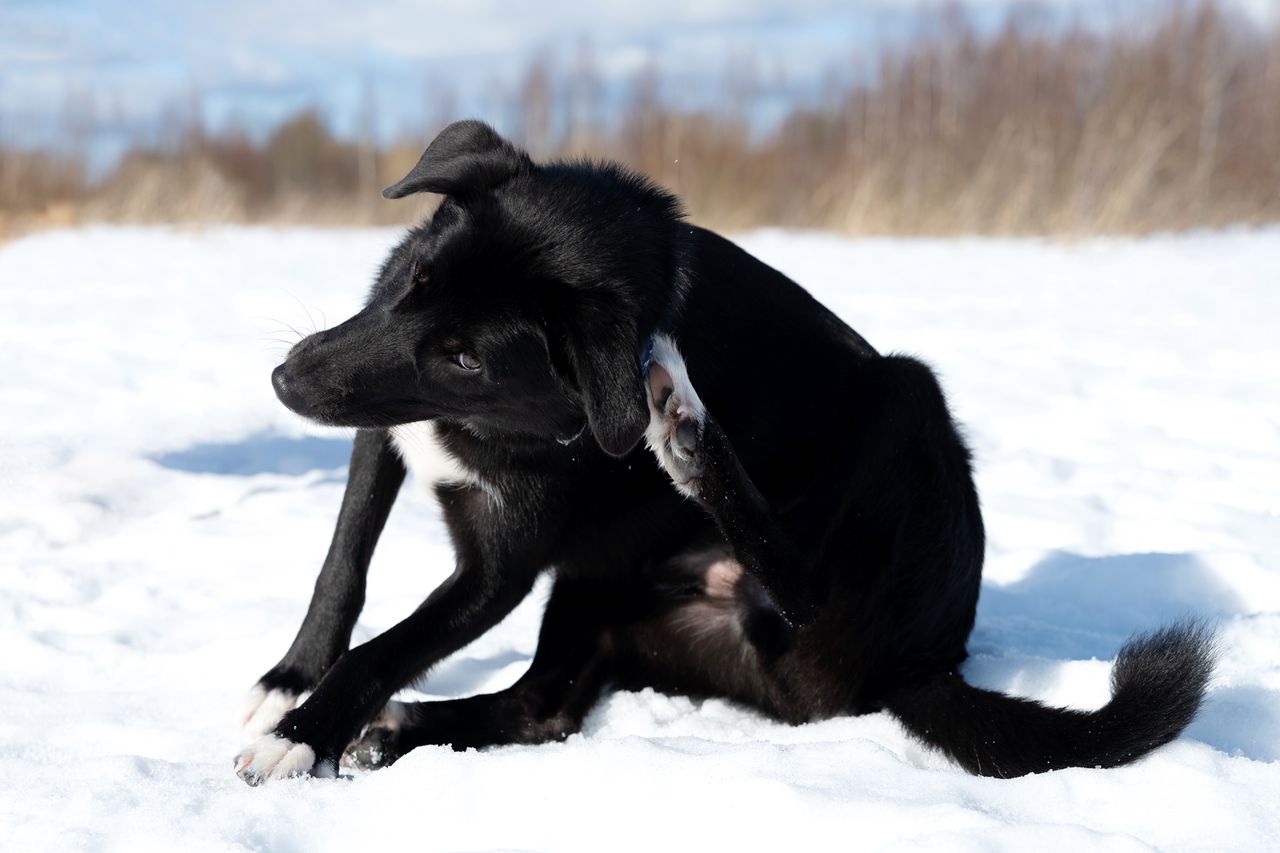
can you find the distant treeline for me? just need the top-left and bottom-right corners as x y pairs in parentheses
(2, 2), (1277, 238)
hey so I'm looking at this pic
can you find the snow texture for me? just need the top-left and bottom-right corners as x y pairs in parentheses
(1, 225), (1277, 851)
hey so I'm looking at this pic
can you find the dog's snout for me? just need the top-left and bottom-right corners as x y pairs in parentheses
(287, 330), (321, 360)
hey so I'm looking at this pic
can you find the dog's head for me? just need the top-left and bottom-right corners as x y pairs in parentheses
(272, 120), (689, 457)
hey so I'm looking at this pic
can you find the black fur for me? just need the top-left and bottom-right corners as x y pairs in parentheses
(883, 620), (1216, 777)
(238, 120), (1215, 784)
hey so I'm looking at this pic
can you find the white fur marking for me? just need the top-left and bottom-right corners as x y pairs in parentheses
(235, 733), (317, 784)
(648, 334), (705, 420)
(644, 334), (706, 498)
(390, 421), (504, 507)
(389, 421), (469, 485)
(241, 686), (299, 738)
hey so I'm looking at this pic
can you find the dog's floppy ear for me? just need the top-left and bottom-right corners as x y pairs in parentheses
(382, 120), (528, 199)
(564, 301), (649, 458)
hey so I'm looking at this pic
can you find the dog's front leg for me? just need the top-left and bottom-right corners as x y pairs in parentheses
(234, 511), (543, 785)
(242, 428), (406, 737)
(644, 335), (815, 629)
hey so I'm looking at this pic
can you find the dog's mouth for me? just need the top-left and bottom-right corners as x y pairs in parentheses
(271, 363), (435, 428)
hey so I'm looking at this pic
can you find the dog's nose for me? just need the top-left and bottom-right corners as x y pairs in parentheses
(273, 362), (314, 414)
(271, 363), (314, 416)
(271, 363), (321, 418)
(271, 363), (291, 398)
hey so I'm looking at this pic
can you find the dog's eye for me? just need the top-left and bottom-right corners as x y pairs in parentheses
(455, 352), (481, 371)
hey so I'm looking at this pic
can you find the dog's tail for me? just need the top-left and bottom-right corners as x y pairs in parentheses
(881, 619), (1216, 778)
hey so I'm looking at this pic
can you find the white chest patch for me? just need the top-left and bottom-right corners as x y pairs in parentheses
(389, 421), (471, 488)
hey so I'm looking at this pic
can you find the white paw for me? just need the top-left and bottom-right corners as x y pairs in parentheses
(241, 685), (310, 738)
(234, 732), (334, 786)
(644, 334), (706, 497)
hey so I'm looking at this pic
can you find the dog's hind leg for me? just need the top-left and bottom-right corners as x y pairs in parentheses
(344, 576), (614, 768)
(644, 335), (814, 628)
(605, 545), (820, 724)
(243, 428), (406, 737)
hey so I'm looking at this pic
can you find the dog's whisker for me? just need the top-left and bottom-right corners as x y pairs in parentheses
(291, 295), (322, 336)
(263, 317), (307, 344)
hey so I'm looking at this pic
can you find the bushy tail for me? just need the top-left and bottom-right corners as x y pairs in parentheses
(882, 620), (1216, 778)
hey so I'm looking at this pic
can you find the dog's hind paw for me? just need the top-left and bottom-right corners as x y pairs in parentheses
(241, 684), (310, 738)
(342, 725), (403, 771)
(234, 732), (335, 786)
(340, 700), (410, 771)
(645, 334), (707, 498)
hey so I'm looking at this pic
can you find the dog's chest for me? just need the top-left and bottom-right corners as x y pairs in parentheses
(388, 422), (472, 488)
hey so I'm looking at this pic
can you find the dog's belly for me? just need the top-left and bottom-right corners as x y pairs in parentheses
(388, 421), (470, 488)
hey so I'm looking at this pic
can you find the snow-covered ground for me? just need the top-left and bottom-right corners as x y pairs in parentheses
(1, 226), (1277, 851)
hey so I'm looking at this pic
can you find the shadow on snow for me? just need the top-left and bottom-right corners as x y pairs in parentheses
(157, 431), (1276, 765)
(152, 430), (352, 476)
(968, 550), (1275, 762)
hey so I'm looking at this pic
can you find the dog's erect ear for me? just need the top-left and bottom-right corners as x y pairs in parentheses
(565, 304), (649, 458)
(382, 120), (528, 199)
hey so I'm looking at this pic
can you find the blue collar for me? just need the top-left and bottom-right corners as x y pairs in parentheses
(641, 334), (655, 378)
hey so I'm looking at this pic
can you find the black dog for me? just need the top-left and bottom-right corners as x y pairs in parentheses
(235, 120), (1214, 784)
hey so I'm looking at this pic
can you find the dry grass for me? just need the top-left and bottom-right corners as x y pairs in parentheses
(2, 2), (1277, 239)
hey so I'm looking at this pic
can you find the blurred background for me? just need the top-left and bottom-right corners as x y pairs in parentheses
(2, 0), (1278, 239)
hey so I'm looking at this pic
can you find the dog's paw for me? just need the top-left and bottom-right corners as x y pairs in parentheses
(342, 725), (403, 771)
(645, 334), (707, 497)
(341, 700), (410, 771)
(241, 683), (311, 738)
(234, 732), (336, 786)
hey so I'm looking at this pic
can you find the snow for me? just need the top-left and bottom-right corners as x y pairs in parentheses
(1, 225), (1278, 851)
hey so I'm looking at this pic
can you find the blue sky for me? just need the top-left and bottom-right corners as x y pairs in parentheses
(2, 0), (1274, 166)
